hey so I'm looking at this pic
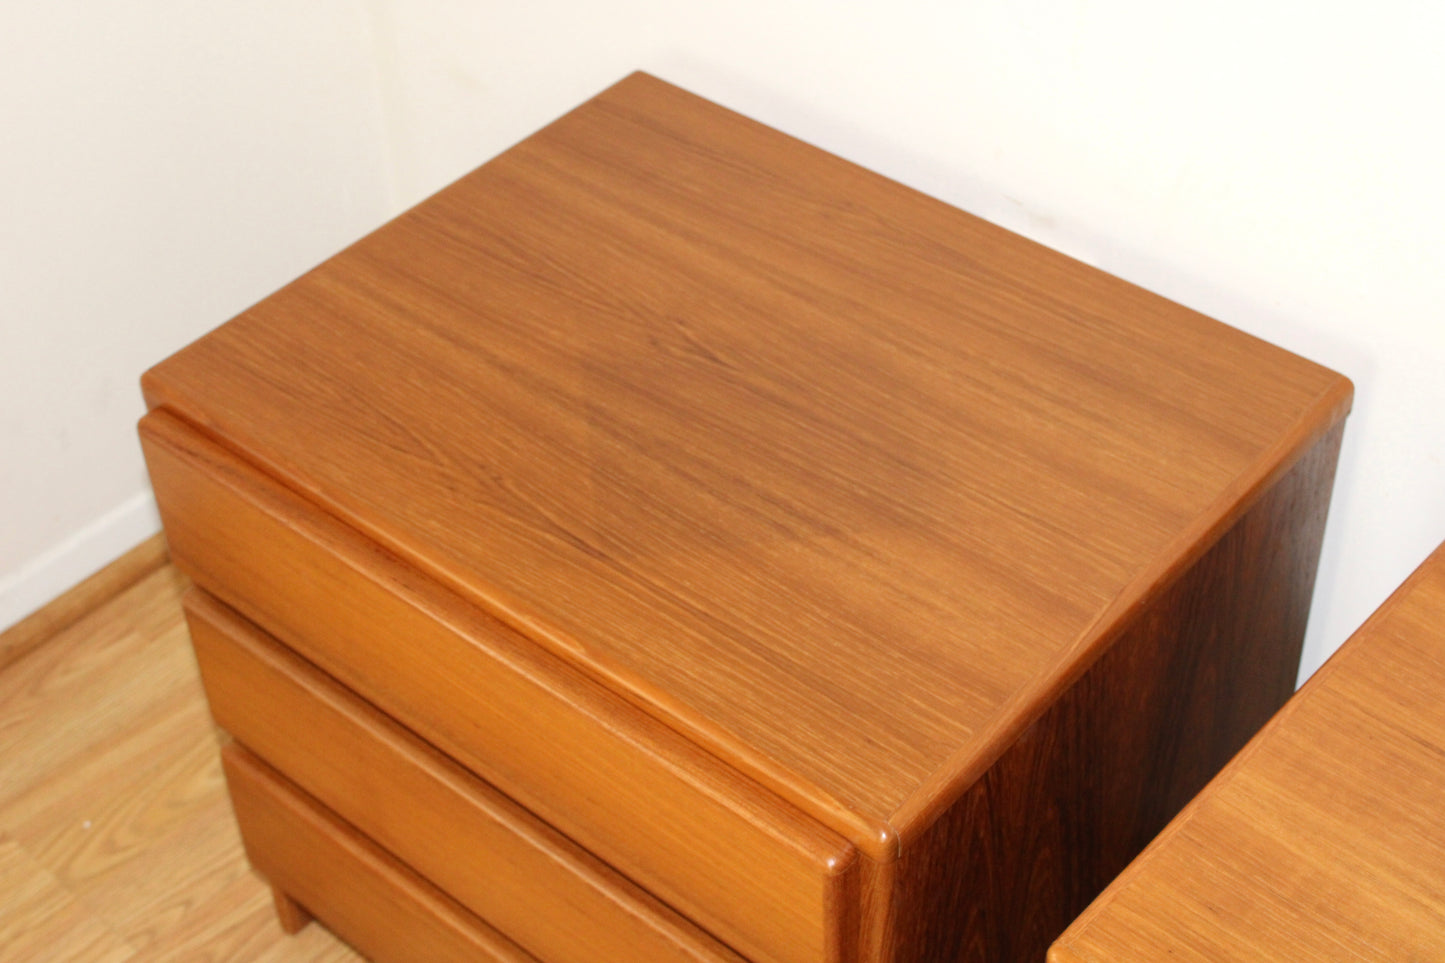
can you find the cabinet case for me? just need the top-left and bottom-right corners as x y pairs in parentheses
(139, 72), (1351, 963)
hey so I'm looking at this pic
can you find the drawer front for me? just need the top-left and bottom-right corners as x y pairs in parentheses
(222, 743), (537, 963)
(188, 587), (746, 963)
(142, 409), (856, 963)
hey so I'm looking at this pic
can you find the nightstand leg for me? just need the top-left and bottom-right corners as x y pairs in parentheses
(271, 887), (313, 934)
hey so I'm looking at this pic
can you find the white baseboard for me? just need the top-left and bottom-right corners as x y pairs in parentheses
(0, 492), (163, 631)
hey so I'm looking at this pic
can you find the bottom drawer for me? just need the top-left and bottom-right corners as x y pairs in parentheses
(187, 588), (744, 963)
(222, 743), (537, 963)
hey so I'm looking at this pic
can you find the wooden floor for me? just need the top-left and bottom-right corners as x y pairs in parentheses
(0, 563), (362, 962)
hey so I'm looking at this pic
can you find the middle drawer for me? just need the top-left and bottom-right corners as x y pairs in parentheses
(184, 588), (745, 963)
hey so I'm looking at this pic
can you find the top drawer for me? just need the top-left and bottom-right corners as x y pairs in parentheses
(140, 409), (856, 963)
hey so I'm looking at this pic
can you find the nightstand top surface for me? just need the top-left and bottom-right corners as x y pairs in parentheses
(143, 73), (1350, 836)
(1051, 542), (1445, 962)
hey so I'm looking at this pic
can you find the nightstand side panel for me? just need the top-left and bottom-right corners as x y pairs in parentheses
(881, 421), (1343, 962)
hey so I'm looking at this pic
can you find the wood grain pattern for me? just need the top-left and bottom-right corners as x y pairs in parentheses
(140, 71), (1351, 846)
(140, 407), (853, 963)
(882, 422), (1342, 962)
(0, 533), (168, 672)
(1051, 540), (1445, 963)
(222, 745), (538, 963)
(0, 560), (360, 963)
(186, 586), (745, 963)
(0, 834), (134, 963)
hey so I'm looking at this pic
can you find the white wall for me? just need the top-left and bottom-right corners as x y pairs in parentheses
(362, 0), (1445, 682)
(0, 3), (393, 629)
(6, 1), (1443, 685)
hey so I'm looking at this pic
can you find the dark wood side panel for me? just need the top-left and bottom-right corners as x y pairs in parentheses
(1050, 540), (1445, 962)
(885, 422), (1344, 962)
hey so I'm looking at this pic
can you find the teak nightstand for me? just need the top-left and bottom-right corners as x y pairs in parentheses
(139, 73), (1351, 963)
(1050, 541), (1445, 962)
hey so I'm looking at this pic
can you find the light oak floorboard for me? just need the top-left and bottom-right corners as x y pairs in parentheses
(0, 564), (362, 962)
